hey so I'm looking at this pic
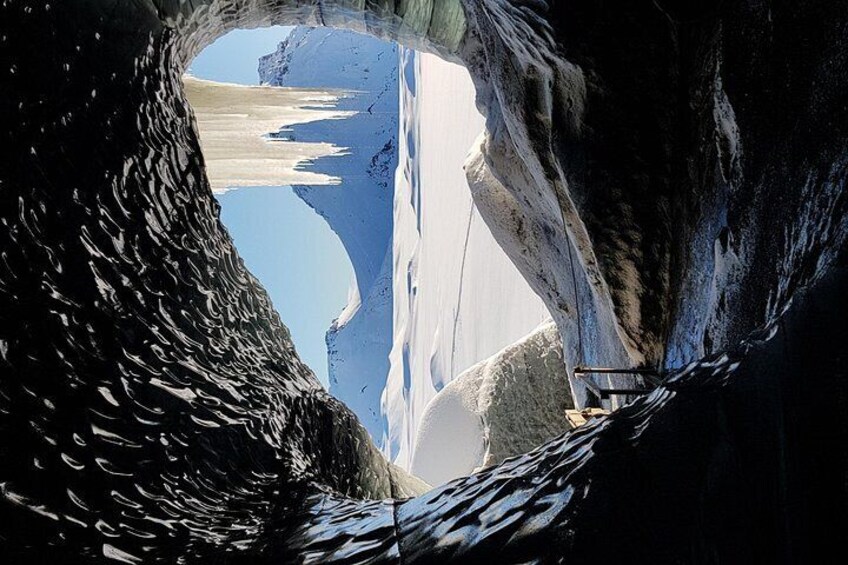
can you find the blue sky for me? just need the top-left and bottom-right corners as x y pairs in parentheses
(190, 26), (292, 84)
(192, 27), (355, 387)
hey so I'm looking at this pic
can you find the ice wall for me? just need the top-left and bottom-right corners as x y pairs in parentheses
(254, 30), (552, 455)
(384, 50), (551, 467)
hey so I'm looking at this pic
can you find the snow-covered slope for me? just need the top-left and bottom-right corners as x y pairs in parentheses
(258, 27), (398, 440)
(383, 51), (551, 467)
(255, 34), (552, 458)
(410, 320), (572, 486)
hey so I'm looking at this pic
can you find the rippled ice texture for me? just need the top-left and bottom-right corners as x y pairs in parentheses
(1, 0), (847, 563)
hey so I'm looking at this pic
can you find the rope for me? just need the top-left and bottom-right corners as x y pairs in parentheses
(548, 163), (661, 400)
(555, 190), (661, 401)
(565, 229), (585, 369)
(547, 172), (590, 392)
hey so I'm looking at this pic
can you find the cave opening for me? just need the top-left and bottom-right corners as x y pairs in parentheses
(183, 20), (568, 488)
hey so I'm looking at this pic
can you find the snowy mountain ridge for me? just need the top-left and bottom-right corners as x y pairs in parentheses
(258, 27), (399, 440)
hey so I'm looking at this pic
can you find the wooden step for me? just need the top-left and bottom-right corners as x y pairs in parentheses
(566, 408), (611, 429)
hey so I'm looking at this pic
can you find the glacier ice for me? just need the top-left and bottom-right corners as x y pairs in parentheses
(411, 320), (572, 485)
(183, 75), (353, 191)
(2, 0), (848, 562)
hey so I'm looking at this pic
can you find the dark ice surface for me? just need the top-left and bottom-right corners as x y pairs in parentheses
(1, 0), (847, 562)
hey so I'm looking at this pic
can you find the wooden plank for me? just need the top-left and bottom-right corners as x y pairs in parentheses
(566, 408), (610, 429)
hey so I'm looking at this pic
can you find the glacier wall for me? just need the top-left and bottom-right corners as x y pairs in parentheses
(257, 27), (399, 440)
(383, 50), (551, 466)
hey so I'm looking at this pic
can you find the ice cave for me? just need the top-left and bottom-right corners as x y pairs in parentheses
(2, 0), (848, 563)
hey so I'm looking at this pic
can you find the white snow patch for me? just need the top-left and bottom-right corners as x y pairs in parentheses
(384, 51), (551, 468)
(410, 320), (572, 485)
(409, 364), (487, 486)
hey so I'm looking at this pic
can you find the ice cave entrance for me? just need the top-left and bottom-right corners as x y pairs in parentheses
(185, 25), (584, 487)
